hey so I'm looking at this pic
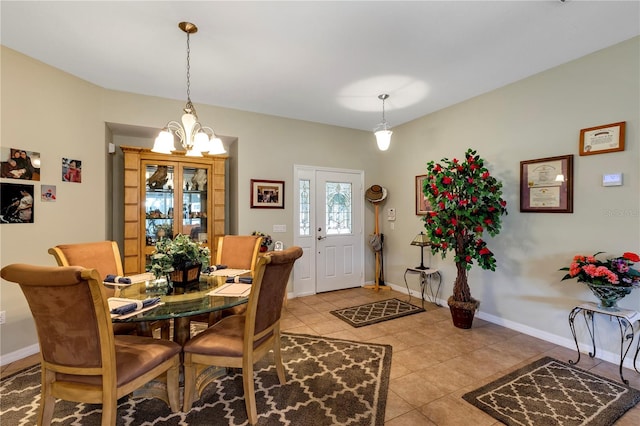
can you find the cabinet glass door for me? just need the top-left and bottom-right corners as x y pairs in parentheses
(182, 166), (209, 243)
(144, 164), (175, 266)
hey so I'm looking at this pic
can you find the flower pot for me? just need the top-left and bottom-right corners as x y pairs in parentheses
(447, 297), (479, 329)
(587, 284), (633, 311)
(169, 263), (202, 290)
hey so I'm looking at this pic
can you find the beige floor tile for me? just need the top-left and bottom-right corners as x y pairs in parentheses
(385, 409), (436, 426)
(390, 372), (447, 407)
(384, 389), (415, 422)
(420, 395), (496, 426)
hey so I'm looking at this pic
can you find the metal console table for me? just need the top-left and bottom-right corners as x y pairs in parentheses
(568, 302), (640, 384)
(404, 268), (442, 307)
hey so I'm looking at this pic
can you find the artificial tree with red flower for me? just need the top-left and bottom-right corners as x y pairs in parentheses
(422, 148), (508, 311)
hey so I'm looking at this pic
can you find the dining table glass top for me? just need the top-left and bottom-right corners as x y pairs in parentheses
(110, 275), (248, 323)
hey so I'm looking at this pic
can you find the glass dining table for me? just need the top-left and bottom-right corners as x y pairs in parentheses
(111, 274), (248, 346)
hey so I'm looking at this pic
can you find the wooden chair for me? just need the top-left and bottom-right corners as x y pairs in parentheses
(192, 235), (263, 326)
(48, 241), (170, 339)
(0, 264), (181, 426)
(182, 246), (303, 425)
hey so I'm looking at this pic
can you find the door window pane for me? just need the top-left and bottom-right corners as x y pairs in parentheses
(299, 179), (310, 236)
(325, 182), (352, 234)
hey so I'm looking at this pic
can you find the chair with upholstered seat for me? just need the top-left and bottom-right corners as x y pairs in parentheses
(0, 264), (181, 426)
(48, 241), (170, 338)
(192, 235), (263, 327)
(182, 246), (303, 425)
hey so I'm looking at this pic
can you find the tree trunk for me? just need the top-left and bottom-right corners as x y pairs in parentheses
(452, 261), (471, 302)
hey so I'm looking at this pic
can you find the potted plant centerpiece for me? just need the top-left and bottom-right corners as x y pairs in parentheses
(150, 233), (210, 289)
(422, 149), (508, 328)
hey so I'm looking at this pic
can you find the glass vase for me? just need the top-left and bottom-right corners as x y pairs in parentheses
(586, 284), (633, 311)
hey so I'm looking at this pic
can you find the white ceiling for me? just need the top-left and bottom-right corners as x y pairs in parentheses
(2, 1), (639, 132)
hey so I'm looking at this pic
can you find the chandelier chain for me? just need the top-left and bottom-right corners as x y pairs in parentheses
(186, 31), (191, 103)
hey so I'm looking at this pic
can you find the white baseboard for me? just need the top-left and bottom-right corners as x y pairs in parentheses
(0, 343), (39, 366)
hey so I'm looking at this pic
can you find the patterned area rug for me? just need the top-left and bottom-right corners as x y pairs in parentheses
(462, 356), (640, 426)
(330, 298), (425, 328)
(0, 333), (391, 426)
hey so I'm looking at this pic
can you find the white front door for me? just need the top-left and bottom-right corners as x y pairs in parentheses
(293, 166), (364, 295)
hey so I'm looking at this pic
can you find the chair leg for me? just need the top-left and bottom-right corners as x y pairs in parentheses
(166, 359), (180, 412)
(242, 358), (258, 425)
(183, 355), (196, 411)
(39, 370), (56, 426)
(273, 339), (287, 385)
(101, 393), (117, 426)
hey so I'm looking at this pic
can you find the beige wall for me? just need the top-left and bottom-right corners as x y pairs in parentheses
(1, 37), (638, 364)
(380, 37), (639, 361)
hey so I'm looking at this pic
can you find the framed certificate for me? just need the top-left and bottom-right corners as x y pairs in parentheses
(415, 175), (432, 215)
(520, 155), (573, 213)
(579, 121), (625, 156)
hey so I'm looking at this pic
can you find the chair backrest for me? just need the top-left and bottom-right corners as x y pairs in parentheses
(216, 235), (262, 274)
(48, 241), (123, 297)
(246, 246), (303, 342)
(0, 264), (115, 373)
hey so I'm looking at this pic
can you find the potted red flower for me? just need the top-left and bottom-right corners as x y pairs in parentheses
(422, 149), (508, 328)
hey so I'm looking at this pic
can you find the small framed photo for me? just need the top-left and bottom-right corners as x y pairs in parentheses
(251, 179), (284, 209)
(415, 175), (432, 215)
(520, 155), (573, 213)
(62, 158), (82, 183)
(579, 121), (625, 156)
(1, 182), (34, 223)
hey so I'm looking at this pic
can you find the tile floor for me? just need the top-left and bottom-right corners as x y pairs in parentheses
(3, 287), (640, 425)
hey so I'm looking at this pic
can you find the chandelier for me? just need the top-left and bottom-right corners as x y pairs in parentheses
(374, 94), (392, 151)
(152, 22), (226, 157)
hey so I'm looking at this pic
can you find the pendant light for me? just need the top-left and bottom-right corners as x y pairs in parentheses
(374, 94), (392, 151)
(152, 22), (226, 157)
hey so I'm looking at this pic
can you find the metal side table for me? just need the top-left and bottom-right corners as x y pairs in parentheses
(568, 302), (640, 384)
(404, 268), (442, 307)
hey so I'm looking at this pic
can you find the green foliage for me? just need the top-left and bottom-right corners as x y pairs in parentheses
(422, 149), (508, 302)
(150, 233), (210, 278)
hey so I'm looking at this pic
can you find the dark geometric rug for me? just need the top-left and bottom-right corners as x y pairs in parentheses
(462, 356), (640, 426)
(0, 333), (391, 425)
(330, 298), (425, 328)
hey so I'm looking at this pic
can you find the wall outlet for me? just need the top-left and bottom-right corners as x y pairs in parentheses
(0, 311), (5, 325)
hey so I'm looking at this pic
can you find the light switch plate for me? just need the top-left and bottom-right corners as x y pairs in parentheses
(602, 173), (622, 186)
(273, 224), (286, 233)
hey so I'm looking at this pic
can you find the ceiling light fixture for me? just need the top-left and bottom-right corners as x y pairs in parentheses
(152, 22), (226, 157)
(374, 94), (392, 151)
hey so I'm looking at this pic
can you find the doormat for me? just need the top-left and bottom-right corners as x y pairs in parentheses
(330, 298), (425, 328)
(462, 356), (640, 426)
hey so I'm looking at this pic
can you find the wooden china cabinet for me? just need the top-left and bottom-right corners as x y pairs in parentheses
(121, 146), (226, 275)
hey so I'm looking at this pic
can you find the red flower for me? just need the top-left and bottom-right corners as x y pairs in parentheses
(434, 164), (442, 172)
(442, 177), (452, 184)
(459, 199), (468, 206)
(470, 164), (479, 170)
(482, 171), (490, 179)
(488, 206), (495, 212)
(484, 218), (492, 225)
(446, 192), (454, 200)
(450, 218), (457, 225)
(623, 252), (640, 262)
(467, 177), (474, 184)
(438, 202), (446, 210)
(435, 228), (443, 235)
(500, 200), (507, 207)
(429, 211), (437, 217)
(440, 242), (448, 249)
(479, 248), (491, 255)
(471, 196), (478, 203)
(474, 226), (483, 233)
(453, 158), (458, 164)
(465, 255), (472, 262)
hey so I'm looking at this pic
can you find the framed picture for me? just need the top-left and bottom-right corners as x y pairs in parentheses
(1, 182), (34, 223)
(579, 121), (625, 156)
(0, 147), (41, 181)
(251, 179), (284, 209)
(62, 158), (82, 183)
(520, 155), (573, 213)
(415, 175), (432, 215)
